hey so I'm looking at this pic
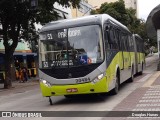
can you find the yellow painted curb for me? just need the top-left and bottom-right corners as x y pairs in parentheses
(142, 71), (160, 87)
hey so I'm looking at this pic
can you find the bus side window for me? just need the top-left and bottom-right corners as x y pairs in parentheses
(115, 29), (120, 50)
(129, 35), (134, 52)
(108, 27), (118, 50)
(121, 33), (127, 51)
(140, 40), (143, 53)
(105, 25), (119, 50)
(104, 25), (110, 50)
(126, 35), (130, 52)
(118, 32), (122, 51)
(108, 28), (114, 48)
(124, 33), (129, 51)
(136, 38), (139, 52)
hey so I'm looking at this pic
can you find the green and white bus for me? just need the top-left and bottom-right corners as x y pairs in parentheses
(38, 14), (145, 104)
(132, 34), (145, 75)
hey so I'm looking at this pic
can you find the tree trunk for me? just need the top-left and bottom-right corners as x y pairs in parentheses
(2, 20), (19, 89)
(4, 48), (16, 89)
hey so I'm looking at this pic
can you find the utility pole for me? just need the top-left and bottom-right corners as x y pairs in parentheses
(82, 6), (97, 16)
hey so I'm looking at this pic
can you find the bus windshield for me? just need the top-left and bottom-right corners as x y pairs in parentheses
(39, 25), (103, 68)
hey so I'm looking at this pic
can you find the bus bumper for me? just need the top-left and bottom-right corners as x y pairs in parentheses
(40, 78), (108, 97)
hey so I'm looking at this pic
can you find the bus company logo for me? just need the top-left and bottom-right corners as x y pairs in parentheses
(2, 112), (11, 117)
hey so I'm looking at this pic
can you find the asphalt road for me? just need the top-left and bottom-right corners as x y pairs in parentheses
(0, 54), (159, 120)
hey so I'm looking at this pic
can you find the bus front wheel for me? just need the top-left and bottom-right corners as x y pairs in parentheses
(111, 73), (119, 95)
(49, 97), (53, 105)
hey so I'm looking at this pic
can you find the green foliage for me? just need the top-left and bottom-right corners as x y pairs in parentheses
(0, 0), (80, 41)
(90, 0), (156, 49)
(0, 0), (80, 51)
(98, 0), (127, 26)
(0, 0), (80, 88)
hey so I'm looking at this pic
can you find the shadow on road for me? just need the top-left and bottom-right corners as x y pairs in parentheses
(52, 94), (110, 105)
(49, 73), (148, 106)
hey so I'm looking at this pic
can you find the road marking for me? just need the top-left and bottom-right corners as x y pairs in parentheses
(139, 99), (160, 102)
(146, 91), (160, 93)
(144, 93), (160, 96)
(137, 74), (152, 82)
(142, 71), (160, 87)
(132, 108), (160, 111)
(142, 96), (160, 99)
(136, 104), (160, 107)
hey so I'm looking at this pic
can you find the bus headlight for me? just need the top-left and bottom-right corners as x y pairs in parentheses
(97, 73), (104, 80)
(40, 79), (51, 87)
(92, 73), (104, 84)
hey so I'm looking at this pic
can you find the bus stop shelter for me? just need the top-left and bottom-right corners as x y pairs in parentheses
(146, 4), (160, 70)
(146, 5), (160, 40)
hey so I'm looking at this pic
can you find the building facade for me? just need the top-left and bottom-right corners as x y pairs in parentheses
(125, 0), (137, 9)
(53, 2), (72, 20)
(71, 0), (93, 18)
(87, 0), (117, 8)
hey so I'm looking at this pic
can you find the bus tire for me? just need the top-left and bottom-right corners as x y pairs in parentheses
(128, 66), (134, 82)
(111, 73), (119, 95)
(139, 63), (143, 75)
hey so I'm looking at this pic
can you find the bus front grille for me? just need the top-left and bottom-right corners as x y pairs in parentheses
(40, 64), (100, 79)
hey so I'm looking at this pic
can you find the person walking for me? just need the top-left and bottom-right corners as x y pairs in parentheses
(23, 66), (28, 82)
(19, 68), (24, 83)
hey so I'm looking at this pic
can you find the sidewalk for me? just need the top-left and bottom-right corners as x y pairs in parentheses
(113, 71), (160, 112)
(0, 77), (39, 93)
(146, 52), (159, 58)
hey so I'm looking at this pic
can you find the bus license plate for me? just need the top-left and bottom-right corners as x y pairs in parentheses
(66, 88), (78, 93)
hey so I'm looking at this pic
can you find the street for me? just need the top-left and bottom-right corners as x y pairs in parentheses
(0, 54), (159, 120)
(1, 0), (160, 120)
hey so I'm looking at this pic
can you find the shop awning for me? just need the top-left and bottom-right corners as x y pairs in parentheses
(13, 52), (37, 57)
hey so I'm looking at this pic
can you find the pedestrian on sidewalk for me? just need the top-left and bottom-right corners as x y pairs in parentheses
(19, 68), (24, 83)
(22, 66), (28, 82)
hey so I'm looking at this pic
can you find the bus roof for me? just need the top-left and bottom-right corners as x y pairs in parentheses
(134, 34), (143, 40)
(133, 34), (144, 42)
(39, 14), (130, 33)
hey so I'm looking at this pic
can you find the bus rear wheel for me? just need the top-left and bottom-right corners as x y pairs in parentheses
(139, 63), (143, 75)
(128, 66), (134, 82)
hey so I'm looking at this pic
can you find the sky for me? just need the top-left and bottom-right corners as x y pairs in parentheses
(138, 0), (160, 20)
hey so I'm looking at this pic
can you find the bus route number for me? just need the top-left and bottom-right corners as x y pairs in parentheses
(43, 61), (49, 68)
(47, 33), (53, 40)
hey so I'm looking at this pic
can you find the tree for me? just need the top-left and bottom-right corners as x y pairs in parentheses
(92, 0), (128, 26)
(91, 0), (151, 50)
(0, 0), (80, 89)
